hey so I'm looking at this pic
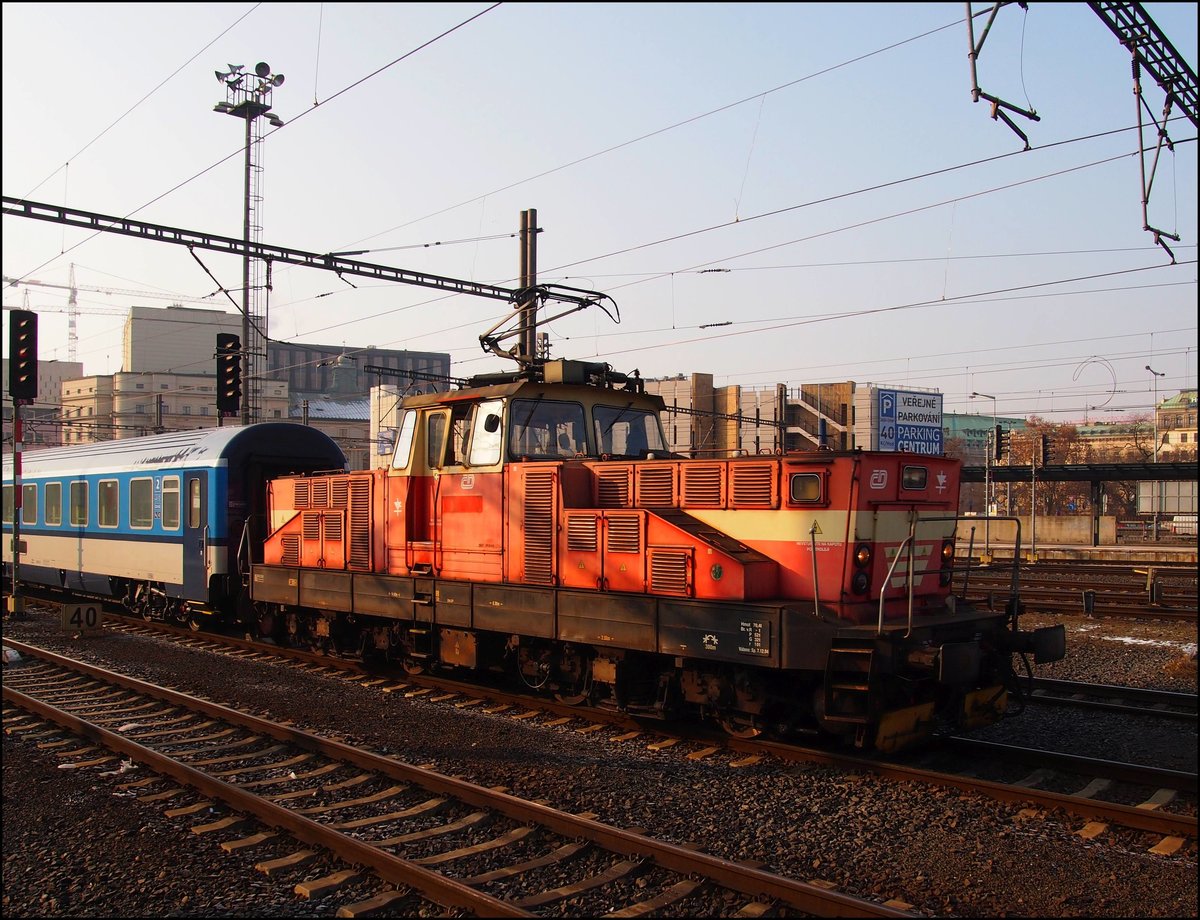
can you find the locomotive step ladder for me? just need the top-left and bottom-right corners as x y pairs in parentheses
(406, 626), (434, 659)
(823, 639), (877, 724)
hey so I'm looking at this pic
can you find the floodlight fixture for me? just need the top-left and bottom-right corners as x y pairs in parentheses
(255, 61), (271, 77)
(272, 73), (285, 87)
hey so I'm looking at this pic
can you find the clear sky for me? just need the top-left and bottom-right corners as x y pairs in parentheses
(3, 2), (1196, 424)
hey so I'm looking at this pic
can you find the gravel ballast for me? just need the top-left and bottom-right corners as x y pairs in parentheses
(3, 606), (1196, 918)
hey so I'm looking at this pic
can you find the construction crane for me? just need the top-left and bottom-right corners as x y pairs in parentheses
(3, 273), (219, 306)
(67, 264), (78, 361)
(4, 269), (222, 363)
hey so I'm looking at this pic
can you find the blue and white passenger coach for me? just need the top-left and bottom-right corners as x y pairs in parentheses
(3, 424), (345, 623)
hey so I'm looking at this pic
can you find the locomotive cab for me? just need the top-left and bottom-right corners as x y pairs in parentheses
(388, 360), (670, 471)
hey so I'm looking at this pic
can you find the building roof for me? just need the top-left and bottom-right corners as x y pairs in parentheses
(1161, 389), (1198, 409)
(291, 394), (371, 421)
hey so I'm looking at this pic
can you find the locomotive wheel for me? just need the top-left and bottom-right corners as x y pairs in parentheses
(554, 686), (592, 706)
(553, 660), (593, 705)
(187, 614), (203, 632)
(402, 658), (426, 676)
(717, 712), (762, 739)
(256, 610), (277, 641)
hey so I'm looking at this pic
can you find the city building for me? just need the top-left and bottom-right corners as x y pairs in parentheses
(58, 371), (289, 444)
(8, 305), (451, 467)
(1156, 388), (1198, 456)
(1, 358), (83, 448)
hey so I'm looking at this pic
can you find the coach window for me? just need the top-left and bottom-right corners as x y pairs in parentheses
(130, 478), (153, 529)
(188, 479), (202, 529)
(162, 477), (180, 530)
(1, 485), (11, 523)
(22, 484), (38, 525)
(98, 480), (119, 528)
(70, 481), (88, 526)
(45, 482), (63, 526)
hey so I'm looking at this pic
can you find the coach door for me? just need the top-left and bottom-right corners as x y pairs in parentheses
(182, 472), (209, 599)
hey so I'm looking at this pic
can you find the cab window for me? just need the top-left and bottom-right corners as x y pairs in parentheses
(468, 399), (504, 466)
(790, 473), (823, 503)
(594, 405), (665, 458)
(442, 403), (473, 467)
(391, 410), (417, 471)
(510, 399), (587, 459)
(427, 413), (447, 468)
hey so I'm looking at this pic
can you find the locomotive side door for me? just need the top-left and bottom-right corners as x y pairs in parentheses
(182, 471), (209, 599)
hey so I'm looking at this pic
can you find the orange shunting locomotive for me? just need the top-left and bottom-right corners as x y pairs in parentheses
(253, 359), (1063, 750)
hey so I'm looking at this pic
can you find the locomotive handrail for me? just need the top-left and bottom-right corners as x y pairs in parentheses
(962, 524), (977, 597)
(808, 521), (821, 618)
(879, 513), (1009, 638)
(878, 529), (915, 638)
(970, 514), (1025, 624)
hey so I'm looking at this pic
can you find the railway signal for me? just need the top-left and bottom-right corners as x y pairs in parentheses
(8, 309), (38, 404)
(994, 424), (1011, 461)
(215, 333), (242, 416)
(1041, 433), (1054, 465)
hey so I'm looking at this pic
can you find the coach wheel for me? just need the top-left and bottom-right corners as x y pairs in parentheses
(187, 613), (204, 632)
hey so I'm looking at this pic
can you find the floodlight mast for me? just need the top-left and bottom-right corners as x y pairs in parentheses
(213, 60), (285, 424)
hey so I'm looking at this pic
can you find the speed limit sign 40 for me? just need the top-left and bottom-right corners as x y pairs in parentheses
(62, 604), (103, 636)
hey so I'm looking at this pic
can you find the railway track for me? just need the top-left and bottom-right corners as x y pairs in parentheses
(1024, 678), (1197, 721)
(3, 638), (917, 918)
(953, 567), (1197, 619)
(12, 605), (1197, 850)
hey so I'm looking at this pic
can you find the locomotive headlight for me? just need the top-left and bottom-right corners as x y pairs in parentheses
(939, 539), (955, 586)
(854, 543), (872, 568)
(852, 543), (871, 594)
